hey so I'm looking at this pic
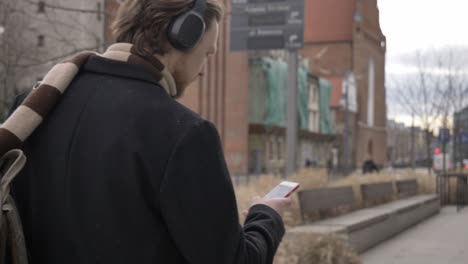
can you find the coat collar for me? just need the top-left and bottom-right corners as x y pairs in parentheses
(82, 54), (171, 95)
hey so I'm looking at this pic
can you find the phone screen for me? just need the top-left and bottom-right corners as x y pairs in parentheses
(264, 182), (299, 199)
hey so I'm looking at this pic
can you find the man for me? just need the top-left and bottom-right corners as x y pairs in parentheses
(327, 159), (333, 176)
(362, 159), (379, 174)
(9, 0), (290, 263)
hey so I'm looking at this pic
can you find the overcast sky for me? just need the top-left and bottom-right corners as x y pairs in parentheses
(378, 0), (468, 125)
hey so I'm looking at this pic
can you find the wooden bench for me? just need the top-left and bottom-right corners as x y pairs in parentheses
(291, 181), (440, 253)
(297, 186), (355, 223)
(396, 179), (419, 197)
(361, 182), (394, 206)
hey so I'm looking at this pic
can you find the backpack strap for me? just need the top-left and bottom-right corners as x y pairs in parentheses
(0, 150), (28, 264)
(0, 150), (27, 205)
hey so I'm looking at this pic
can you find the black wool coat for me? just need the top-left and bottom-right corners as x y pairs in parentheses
(10, 55), (285, 264)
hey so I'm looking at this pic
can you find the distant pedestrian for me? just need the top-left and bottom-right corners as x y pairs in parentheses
(362, 159), (380, 174)
(327, 159), (334, 176)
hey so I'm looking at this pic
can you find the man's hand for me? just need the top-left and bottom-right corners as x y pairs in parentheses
(242, 196), (292, 217)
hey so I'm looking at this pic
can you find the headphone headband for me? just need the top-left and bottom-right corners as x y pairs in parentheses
(192, 0), (207, 15)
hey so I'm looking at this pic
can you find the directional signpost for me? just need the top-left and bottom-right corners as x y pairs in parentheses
(230, 0), (304, 51)
(231, 0), (305, 177)
(438, 128), (451, 173)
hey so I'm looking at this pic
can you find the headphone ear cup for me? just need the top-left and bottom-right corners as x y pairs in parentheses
(167, 11), (206, 51)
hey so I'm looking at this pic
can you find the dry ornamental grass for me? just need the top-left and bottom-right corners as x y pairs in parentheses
(274, 233), (362, 264)
(234, 168), (437, 264)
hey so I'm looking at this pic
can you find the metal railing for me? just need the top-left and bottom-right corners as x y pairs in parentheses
(437, 173), (468, 212)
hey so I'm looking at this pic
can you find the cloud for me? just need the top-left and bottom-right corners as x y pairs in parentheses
(379, 0), (468, 55)
(385, 46), (468, 78)
(379, 0), (468, 123)
(387, 63), (468, 77)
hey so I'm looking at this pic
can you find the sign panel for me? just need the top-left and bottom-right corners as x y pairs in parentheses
(438, 128), (450, 144)
(460, 132), (468, 145)
(230, 0), (305, 51)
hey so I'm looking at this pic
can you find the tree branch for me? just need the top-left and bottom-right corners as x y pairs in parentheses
(24, 0), (107, 15)
(13, 46), (99, 68)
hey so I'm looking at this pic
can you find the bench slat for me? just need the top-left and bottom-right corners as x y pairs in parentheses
(396, 179), (418, 196)
(361, 182), (393, 202)
(298, 186), (355, 213)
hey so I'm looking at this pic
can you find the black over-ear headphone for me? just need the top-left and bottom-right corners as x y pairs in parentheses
(167, 0), (207, 51)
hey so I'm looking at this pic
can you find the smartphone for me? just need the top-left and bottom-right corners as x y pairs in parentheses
(264, 181), (300, 200)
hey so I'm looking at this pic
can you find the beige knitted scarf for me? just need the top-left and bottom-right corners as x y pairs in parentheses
(0, 43), (177, 157)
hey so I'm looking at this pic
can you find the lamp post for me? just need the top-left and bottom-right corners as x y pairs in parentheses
(285, 50), (299, 178)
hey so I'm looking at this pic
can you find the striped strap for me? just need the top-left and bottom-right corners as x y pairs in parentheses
(0, 43), (176, 157)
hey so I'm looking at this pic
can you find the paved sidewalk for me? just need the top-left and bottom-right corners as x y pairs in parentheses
(362, 206), (468, 264)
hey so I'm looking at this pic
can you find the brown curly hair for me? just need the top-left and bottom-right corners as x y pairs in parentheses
(112, 0), (223, 56)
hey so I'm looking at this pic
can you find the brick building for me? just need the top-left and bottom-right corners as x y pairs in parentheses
(104, 0), (387, 175)
(247, 56), (335, 175)
(301, 0), (387, 168)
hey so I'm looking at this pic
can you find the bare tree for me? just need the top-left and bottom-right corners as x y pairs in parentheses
(391, 48), (468, 173)
(434, 49), (468, 170)
(0, 0), (104, 120)
(0, 0), (38, 116)
(392, 52), (439, 173)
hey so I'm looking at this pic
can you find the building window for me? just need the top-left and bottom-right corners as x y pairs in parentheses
(37, 35), (45, 47)
(97, 3), (102, 21)
(309, 112), (314, 132)
(38, 1), (45, 13)
(269, 139), (275, 161)
(277, 140), (282, 160)
(367, 58), (375, 127)
(313, 86), (318, 102)
(313, 112), (318, 131)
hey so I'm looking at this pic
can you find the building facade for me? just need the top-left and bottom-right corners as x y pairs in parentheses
(387, 120), (430, 168)
(454, 107), (468, 168)
(387, 120), (411, 166)
(301, 0), (387, 168)
(247, 56), (335, 175)
(103, 0), (387, 175)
